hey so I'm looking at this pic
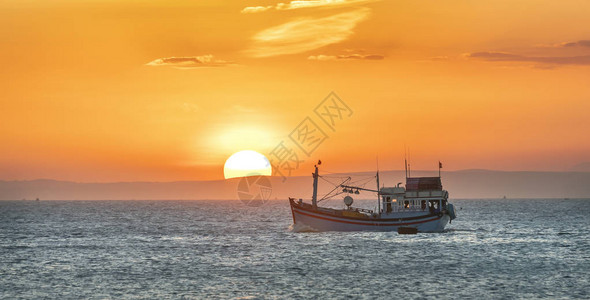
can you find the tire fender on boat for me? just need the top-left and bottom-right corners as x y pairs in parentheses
(447, 203), (457, 220)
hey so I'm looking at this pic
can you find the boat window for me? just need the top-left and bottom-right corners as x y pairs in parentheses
(386, 197), (392, 213)
(404, 200), (409, 209)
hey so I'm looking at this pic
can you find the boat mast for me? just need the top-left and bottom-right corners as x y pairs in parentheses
(376, 170), (381, 214)
(312, 161), (319, 208)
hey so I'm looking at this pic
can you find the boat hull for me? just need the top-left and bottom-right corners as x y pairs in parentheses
(290, 200), (449, 232)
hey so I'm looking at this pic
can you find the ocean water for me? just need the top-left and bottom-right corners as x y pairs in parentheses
(1, 199), (589, 299)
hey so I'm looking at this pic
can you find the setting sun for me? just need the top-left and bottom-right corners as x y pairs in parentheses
(223, 150), (272, 179)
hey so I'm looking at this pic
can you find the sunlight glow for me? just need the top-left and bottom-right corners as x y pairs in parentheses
(224, 150), (272, 179)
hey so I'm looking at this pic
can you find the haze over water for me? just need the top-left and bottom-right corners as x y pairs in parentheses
(1, 199), (588, 299)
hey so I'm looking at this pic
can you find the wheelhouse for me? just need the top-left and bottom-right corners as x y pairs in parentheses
(380, 177), (449, 214)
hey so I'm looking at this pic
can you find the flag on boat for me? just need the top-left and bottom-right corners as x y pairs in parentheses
(439, 161), (443, 169)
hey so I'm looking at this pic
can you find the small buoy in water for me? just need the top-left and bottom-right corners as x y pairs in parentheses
(398, 227), (418, 234)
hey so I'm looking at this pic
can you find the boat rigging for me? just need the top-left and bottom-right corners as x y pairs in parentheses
(289, 160), (457, 232)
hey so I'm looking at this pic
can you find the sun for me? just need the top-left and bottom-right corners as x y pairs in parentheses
(224, 150), (272, 179)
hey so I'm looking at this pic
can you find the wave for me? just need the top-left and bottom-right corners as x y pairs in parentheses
(288, 223), (319, 233)
(445, 228), (487, 232)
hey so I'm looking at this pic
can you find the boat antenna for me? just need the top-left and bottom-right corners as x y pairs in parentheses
(404, 146), (408, 179)
(407, 147), (411, 178)
(404, 157), (408, 180)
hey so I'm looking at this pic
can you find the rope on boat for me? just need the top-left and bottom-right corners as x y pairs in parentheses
(317, 176), (350, 202)
(316, 174), (377, 203)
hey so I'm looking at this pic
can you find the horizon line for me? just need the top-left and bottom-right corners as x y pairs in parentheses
(2, 168), (590, 184)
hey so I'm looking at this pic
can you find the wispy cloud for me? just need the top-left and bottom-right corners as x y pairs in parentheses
(466, 51), (590, 66)
(429, 56), (450, 61)
(462, 39), (590, 68)
(308, 53), (384, 60)
(537, 39), (590, 48)
(561, 40), (590, 48)
(241, 6), (273, 14)
(277, 0), (376, 11)
(246, 8), (371, 57)
(241, 0), (377, 14)
(145, 55), (233, 69)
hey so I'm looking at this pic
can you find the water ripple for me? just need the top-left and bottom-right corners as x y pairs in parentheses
(1, 199), (589, 299)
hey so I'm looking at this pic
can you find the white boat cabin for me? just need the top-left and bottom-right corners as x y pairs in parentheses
(379, 177), (449, 214)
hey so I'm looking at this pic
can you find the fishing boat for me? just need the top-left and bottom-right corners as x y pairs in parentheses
(289, 161), (456, 232)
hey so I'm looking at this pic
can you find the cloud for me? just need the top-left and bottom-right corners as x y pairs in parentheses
(429, 56), (450, 61)
(308, 53), (384, 60)
(462, 39), (590, 68)
(241, 0), (377, 14)
(145, 55), (233, 69)
(466, 51), (590, 66)
(241, 6), (273, 14)
(561, 40), (590, 48)
(535, 39), (590, 49)
(467, 52), (521, 61)
(276, 0), (376, 11)
(246, 8), (371, 57)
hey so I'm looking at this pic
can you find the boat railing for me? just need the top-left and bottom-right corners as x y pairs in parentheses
(405, 190), (448, 199)
(394, 206), (430, 212)
(352, 207), (374, 214)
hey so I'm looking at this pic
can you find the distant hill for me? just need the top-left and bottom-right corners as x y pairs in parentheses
(1, 170), (589, 200)
(570, 162), (590, 172)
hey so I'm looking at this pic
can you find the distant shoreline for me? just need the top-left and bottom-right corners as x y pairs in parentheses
(2, 170), (590, 200)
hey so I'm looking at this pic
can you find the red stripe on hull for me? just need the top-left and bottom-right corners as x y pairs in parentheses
(292, 207), (441, 227)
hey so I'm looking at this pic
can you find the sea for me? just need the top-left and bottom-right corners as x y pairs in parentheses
(1, 199), (589, 299)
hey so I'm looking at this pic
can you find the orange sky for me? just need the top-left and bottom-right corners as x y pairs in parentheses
(1, 0), (590, 182)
